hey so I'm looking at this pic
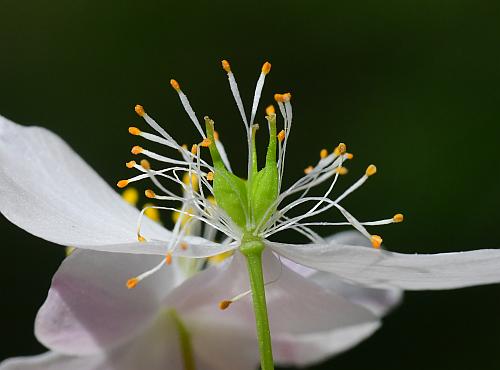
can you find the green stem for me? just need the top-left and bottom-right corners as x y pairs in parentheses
(169, 309), (196, 370)
(240, 239), (274, 370)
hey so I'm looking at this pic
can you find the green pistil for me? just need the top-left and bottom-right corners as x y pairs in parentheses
(169, 309), (196, 370)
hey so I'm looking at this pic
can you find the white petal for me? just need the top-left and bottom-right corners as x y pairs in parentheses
(168, 249), (379, 368)
(0, 116), (170, 253)
(0, 352), (102, 370)
(267, 239), (500, 290)
(35, 249), (183, 355)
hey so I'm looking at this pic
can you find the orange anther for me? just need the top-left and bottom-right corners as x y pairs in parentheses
(191, 144), (198, 155)
(126, 161), (136, 169)
(335, 166), (348, 175)
(140, 159), (151, 170)
(283, 92), (292, 102)
(137, 234), (146, 242)
(277, 130), (286, 142)
(128, 127), (141, 136)
(219, 300), (232, 310)
(206, 172), (214, 181)
(346, 153), (354, 160)
(274, 93), (284, 103)
(180, 242), (188, 250)
(266, 105), (275, 116)
(304, 166), (314, 174)
(165, 253), (172, 265)
(134, 105), (145, 117)
(126, 278), (139, 289)
(262, 61), (272, 75)
(371, 235), (383, 249)
(117, 180), (129, 188)
(221, 59), (231, 73)
(366, 164), (377, 177)
(393, 213), (404, 223)
(170, 79), (180, 91)
(214, 130), (220, 141)
(145, 189), (156, 199)
(131, 146), (143, 155)
(200, 138), (212, 147)
(320, 149), (328, 159)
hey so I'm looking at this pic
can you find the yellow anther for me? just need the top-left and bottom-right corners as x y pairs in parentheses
(277, 130), (286, 142)
(283, 92), (292, 102)
(335, 166), (349, 175)
(214, 130), (220, 141)
(145, 189), (156, 199)
(137, 234), (146, 242)
(200, 138), (212, 147)
(131, 145), (143, 155)
(128, 127), (141, 136)
(338, 143), (347, 155)
(393, 213), (404, 223)
(371, 235), (383, 249)
(207, 195), (216, 205)
(209, 250), (233, 264)
(262, 61), (272, 75)
(219, 300), (232, 310)
(126, 277), (139, 289)
(144, 203), (161, 222)
(191, 144), (198, 155)
(274, 93), (284, 103)
(181, 144), (188, 150)
(182, 172), (199, 191)
(345, 153), (354, 160)
(266, 105), (275, 116)
(366, 164), (377, 177)
(117, 179), (129, 188)
(221, 59), (231, 73)
(206, 172), (214, 181)
(170, 79), (180, 91)
(180, 242), (188, 250)
(126, 160), (136, 169)
(134, 104), (145, 117)
(140, 159), (151, 170)
(165, 252), (172, 265)
(320, 149), (328, 159)
(304, 166), (314, 174)
(122, 187), (139, 206)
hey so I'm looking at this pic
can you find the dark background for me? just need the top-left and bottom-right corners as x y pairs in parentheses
(1, 0), (500, 369)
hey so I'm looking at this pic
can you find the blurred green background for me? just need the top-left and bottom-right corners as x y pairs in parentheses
(1, 0), (500, 369)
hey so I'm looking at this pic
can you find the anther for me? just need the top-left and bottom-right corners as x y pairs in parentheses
(214, 130), (220, 141)
(128, 127), (141, 136)
(320, 149), (328, 159)
(366, 164), (377, 177)
(200, 138), (212, 147)
(137, 234), (146, 242)
(206, 172), (214, 181)
(180, 242), (188, 250)
(371, 235), (383, 249)
(283, 92), (292, 102)
(277, 130), (286, 142)
(126, 160), (136, 169)
(304, 166), (314, 174)
(345, 153), (354, 160)
(140, 159), (151, 170)
(131, 146), (143, 155)
(126, 277), (139, 289)
(274, 93), (284, 103)
(145, 189), (156, 199)
(393, 213), (404, 223)
(219, 300), (232, 310)
(170, 79), (180, 91)
(117, 180), (129, 188)
(134, 105), (145, 117)
(262, 61), (272, 75)
(191, 144), (198, 155)
(221, 59), (231, 73)
(335, 166), (348, 175)
(165, 253), (172, 265)
(266, 105), (275, 116)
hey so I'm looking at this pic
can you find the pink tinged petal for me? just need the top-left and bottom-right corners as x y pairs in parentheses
(0, 116), (171, 254)
(35, 249), (183, 355)
(169, 249), (380, 368)
(2, 314), (184, 370)
(267, 239), (500, 290)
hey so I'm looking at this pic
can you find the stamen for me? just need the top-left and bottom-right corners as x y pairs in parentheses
(345, 153), (354, 160)
(393, 213), (404, 223)
(191, 144), (198, 155)
(137, 234), (146, 242)
(165, 252), (172, 265)
(134, 105), (145, 117)
(170, 78), (206, 138)
(145, 189), (156, 198)
(221, 59), (231, 73)
(262, 61), (272, 75)
(320, 149), (328, 159)
(126, 278), (139, 289)
(180, 242), (188, 250)
(335, 166), (348, 175)
(304, 166), (314, 174)
(334, 143), (347, 156)
(266, 105), (275, 116)
(274, 93), (285, 103)
(117, 179), (129, 188)
(131, 146), (143, 155)
(371, 235), (383, 249)
(366, 164), (377, 176)
(200, 138), (212, 147)
(206, 172), (214, 181)
(170, 79), (180, 91)
(277, 130), (286, 142)
(126, 160), (136, 168)
(128, 127), (141, 136)
(219, 300), (232, 310)
(140, 159), (151, 170)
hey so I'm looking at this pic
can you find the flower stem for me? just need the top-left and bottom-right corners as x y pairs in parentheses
(240, 239), (274, 370)
(169, 309), (196, 370)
